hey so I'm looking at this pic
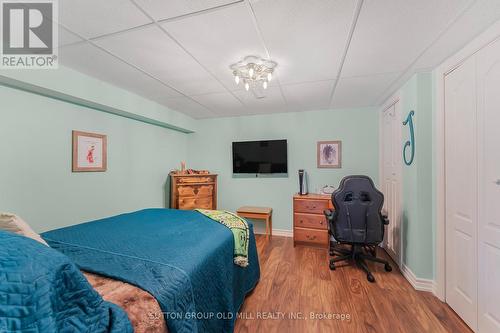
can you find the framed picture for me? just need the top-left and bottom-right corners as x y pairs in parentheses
(317, 141), (342, 168)
(72, 131), (107, 172)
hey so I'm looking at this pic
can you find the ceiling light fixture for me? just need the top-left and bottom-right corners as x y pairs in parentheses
(230, 55), (277, 95)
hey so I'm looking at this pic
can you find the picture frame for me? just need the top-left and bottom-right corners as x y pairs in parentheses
(72, 130), (107, 172)
(317, 140), (342, 168)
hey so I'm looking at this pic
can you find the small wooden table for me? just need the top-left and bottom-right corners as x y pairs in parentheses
(236, 206), (273, 238)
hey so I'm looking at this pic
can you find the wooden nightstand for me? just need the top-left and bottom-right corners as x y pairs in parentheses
(293, 194), (333, 248)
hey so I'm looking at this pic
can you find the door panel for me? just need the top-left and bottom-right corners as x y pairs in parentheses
(476, 38), (500, 333)
(381, 102), (402, 265)
(445, 56), (478, 330)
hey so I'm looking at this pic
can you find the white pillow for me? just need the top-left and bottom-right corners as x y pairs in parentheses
(0, 212), (48, 246)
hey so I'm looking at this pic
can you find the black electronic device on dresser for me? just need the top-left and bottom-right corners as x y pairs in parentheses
(298, 169), (308, 195)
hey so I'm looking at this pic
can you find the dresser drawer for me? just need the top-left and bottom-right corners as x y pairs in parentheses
(294, 213), (327, 230)
(294, 227), (328, 246)
(294, 199), (328, 214)
(176, 176), (214, 184)
(178, 196), (213, 210)
(177, 185), (214, 197)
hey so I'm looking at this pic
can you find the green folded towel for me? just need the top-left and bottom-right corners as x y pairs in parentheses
(195, 209), (249, 267)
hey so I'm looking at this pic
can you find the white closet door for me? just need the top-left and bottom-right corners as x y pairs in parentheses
(381, 102), (402, 265)
(444, 56), (478, 331)
(476, 38), (500, 333)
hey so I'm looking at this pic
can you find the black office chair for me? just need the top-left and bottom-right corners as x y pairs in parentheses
(324, 175), (392, 282)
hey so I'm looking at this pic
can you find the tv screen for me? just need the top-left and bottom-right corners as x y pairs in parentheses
(232, 140), (288, 174)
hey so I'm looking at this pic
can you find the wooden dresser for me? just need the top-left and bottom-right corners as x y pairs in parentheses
(293, 194), (333, 248)
(170, 173), (217, 210)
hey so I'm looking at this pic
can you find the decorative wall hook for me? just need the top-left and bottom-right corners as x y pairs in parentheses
(402, 110), (415, 166)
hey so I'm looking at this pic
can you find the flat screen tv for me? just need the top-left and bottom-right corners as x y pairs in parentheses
(232, 139), (288, 175)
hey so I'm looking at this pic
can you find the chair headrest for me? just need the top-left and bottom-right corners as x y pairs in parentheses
(333, 175), (382, 205)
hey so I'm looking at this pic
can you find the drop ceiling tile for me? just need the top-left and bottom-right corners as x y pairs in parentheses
(94, 25), (226, 96)
(163, 96), (215, 119)
(135, 0), (240, 21)
(59, 25), (84, 46)
(58, 0), (152, 39)
(332, 72), (400, 109)
(232, 86), (287, 115)
(190, 92), (244, 116)
(414, 0), (500, 70)
(163, 3), (269, 90)
(342, 0), (472, 77)
(281, 80), (334, 112)
(60, 43), (182, 102)
(249, 0), (357, 84)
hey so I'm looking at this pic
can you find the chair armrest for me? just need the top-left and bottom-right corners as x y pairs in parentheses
(381, 208), (389, 225)
(324, 209), (334, 222)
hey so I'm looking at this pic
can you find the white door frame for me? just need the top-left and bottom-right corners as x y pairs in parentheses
(379, 93), (403, 267)
(434, 20), (500, 302)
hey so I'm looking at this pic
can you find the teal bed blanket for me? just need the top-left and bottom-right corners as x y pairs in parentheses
(0, 231), (132, 333)
(41, 208), (260, 333)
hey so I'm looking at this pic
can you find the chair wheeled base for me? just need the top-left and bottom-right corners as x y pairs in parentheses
(328, 242), (392, 283)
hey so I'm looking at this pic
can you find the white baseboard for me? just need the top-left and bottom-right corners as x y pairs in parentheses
(254, 228), (293, 237)
(400, 264), (436, 293)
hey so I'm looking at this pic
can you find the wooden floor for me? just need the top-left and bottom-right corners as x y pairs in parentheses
(235, 235), (472, 333)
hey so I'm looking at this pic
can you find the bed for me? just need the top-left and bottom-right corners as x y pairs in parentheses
(1, 209), (260, 333)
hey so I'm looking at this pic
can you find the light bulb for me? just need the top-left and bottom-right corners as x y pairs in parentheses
(234, 75), (240, 84)
(267, 72), (272, 81)
(248, 67), (254, 77)
(245, 82), (250, 91)
(263, 81), (268, 89)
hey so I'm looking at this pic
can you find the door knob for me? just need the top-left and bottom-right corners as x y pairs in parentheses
(495, 179), (500, 185)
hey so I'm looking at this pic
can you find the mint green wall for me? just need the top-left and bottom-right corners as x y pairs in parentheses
(400, 72), (435, 279)
(187, 108), (379, 232)
(0, 85), (188, 232)
(1, 66), (197, 133)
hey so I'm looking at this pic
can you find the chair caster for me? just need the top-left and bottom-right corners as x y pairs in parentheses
(367, 273), (375, 283)
(384, 263), (392, 272)
(329, 261), (336, 270)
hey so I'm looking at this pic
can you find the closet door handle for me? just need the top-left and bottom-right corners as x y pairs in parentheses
(495, 179), (500, 185)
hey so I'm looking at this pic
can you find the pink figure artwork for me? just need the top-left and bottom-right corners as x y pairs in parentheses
(86, 145), (95, 164)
